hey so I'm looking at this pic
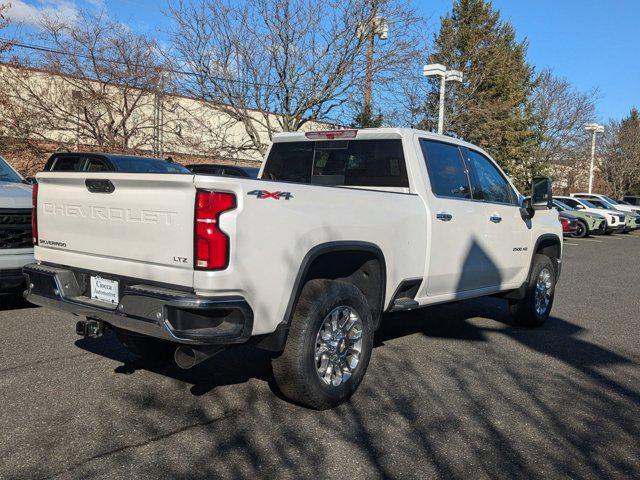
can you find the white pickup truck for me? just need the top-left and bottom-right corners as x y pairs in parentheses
(24, 128), (562, 409)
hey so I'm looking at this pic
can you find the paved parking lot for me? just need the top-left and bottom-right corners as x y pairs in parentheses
(1, 233), (639, 480)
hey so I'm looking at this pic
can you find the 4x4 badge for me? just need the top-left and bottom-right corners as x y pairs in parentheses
(248, 190), (294, 200)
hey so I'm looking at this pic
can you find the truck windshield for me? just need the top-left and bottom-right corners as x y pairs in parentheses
(553, 200), (574, 211)
(262, 139), (409, 187)
(601, 195), (620, 205)
(0, 156), (23, 183)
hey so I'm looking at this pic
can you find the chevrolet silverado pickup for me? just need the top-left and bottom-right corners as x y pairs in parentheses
(24, 128), (562, 409)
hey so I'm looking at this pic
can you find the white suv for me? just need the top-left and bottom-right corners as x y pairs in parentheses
(555, 196), (625, 234)
(571, 193), (640, 215)
(571, 194), (640, 232)
(0, 155), (34, 297)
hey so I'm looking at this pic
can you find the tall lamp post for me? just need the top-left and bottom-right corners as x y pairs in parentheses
(423, 64), (463, 135)
(584, 122), (604, 193)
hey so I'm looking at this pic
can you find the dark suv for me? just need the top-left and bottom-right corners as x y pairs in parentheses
(44, 153), (191, 174)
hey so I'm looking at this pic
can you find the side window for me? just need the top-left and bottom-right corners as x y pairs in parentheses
(588, 199), (608, 209)
(419, 139), (471, 199)
(51, 157), (83, 171)
(466, 149), (514, 205)
(560, 198), (580, 209)
(85, 158), (110, 172)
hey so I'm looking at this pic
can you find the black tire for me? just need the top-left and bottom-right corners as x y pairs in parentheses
(574, 219), (589, 238)
(272, 279), (374, 410)
(116, 330), (175, 362)
(509, 254), (556, 327)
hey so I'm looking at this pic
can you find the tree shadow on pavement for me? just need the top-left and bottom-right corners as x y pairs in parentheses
(49, 294), (640, 480)
(0, 289), (630, 480)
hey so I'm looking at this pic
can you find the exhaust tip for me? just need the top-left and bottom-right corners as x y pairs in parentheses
(174, 346), (198, 370)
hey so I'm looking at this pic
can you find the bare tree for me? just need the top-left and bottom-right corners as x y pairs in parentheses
(166, 0), (422, 157)
(0, 11), (170, 153)
(530, 69), (599, 191)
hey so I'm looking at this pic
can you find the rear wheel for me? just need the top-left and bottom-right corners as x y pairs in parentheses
(574, 219), (589, 238)
(272, 279), (374, 410)
(509, 254), (556, 327)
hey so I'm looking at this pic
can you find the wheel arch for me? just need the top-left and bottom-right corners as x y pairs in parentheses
(255, 241), (387, 352)
(531, 234), (562, 281)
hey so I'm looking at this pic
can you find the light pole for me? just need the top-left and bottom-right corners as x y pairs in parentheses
(584, 122), (604, 193)
(423, 64), (463, 135)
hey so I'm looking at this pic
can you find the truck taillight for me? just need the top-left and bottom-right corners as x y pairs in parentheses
(194, 190), (236, 270)
(32, 183), (38, 245)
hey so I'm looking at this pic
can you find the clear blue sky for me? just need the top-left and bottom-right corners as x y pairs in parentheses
(7, 0), (639, 121)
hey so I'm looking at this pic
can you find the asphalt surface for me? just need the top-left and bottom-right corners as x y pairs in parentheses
(1, 233), (639, 480)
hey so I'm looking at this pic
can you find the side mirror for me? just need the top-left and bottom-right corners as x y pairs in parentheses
(531, 176), (552, 210)
(521, 197), (535, 219)
(576, 204), (585, 210)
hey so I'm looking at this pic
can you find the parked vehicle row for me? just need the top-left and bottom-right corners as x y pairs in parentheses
(554, 195), (640, 237)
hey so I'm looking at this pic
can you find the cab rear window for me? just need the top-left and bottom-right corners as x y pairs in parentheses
(262, 139), (408, 187)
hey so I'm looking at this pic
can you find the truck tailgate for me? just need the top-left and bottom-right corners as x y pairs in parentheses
(35, 172), (196, 287)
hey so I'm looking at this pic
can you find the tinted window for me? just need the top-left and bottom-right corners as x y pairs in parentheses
(109, 156), (190, 174)
(263, 139), (408, 187)
(586, 198), (611, 209)
(420, 139), (471, 199)
(222, 168), (247, 177)
(0, 156), (22, 183)
(623, 197), (640, 206)
(52, 157), (83, 171)
(558, 197), (582, 209)
(86, 158), (110, 172)
(466, 150), (514, 204)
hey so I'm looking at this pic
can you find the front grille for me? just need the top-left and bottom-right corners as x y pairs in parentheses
(0, 209), (33, 249)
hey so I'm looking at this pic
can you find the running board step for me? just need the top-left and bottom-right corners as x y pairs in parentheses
(391, 298), (419, 311)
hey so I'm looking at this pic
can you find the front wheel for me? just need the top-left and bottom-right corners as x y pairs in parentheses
(509, 254), (556, 327)
(272, 279), (374, 410)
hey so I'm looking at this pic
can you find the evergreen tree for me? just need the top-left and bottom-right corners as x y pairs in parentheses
(352, 103), (384, 129)
(418, 0), (537, 189)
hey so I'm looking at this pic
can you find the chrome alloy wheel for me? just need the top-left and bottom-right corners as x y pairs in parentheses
(314, 306), (363, 387)
(534, 267), (553, 316)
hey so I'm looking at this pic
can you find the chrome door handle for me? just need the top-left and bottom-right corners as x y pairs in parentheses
(490, 215), (502, 223)
(436, 212), (453, 222)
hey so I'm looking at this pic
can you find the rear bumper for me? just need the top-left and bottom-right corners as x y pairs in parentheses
(22, 263), (253, 346)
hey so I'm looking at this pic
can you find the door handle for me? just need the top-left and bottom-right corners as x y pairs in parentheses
(489, 215), (502, 223)
(436, 212), (453, 222)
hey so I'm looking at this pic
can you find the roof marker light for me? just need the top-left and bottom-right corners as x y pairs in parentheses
(304, 130), (357, 140)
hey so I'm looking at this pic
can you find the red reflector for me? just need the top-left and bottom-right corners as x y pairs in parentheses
(304, 129), (357, 140)
(195, 191), (236, 270)
(32, 182), (38, 245)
